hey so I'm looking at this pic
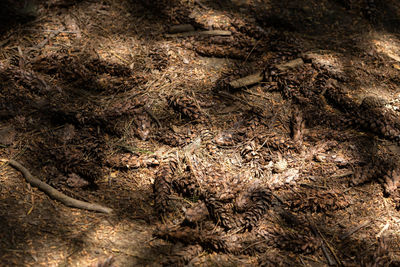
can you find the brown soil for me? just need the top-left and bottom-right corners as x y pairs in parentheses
(1, 0), (400, 266)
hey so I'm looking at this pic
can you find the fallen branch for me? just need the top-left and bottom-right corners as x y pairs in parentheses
(228, 72), (264, 89)
(1, 159), (113, 214)
(227, 58), (305, 90)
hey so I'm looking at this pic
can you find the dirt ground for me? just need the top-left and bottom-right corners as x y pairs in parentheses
(2, 0), (400, 266)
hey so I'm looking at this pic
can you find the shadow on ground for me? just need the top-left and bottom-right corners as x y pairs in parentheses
(1, 0), (400, 266)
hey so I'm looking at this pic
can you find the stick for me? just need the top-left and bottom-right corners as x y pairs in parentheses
(228, 72), (264, 89)
(331, 171), (353, 179)
(310, 222), (342, 266)
(144, 106), (162, 128)
(340, 220), (370, 240)
(1, 159), (113, 214)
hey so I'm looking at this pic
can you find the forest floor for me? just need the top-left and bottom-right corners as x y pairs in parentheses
(2, 0), (400, 266)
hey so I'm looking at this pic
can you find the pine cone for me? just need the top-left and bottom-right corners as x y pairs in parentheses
(153, 157), (178, 215)
(161, 245), (203, 267)
(240, 141), (259, 162)
(167, 95), (205, 122)
(132, 109), (152, 140)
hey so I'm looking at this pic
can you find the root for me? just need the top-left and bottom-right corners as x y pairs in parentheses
(1, 159), (113, 214)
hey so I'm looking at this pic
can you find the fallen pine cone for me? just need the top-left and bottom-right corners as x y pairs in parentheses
(167, 94), (205, 122)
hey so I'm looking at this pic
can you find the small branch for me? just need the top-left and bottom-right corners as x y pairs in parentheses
(1, 159), (113, 214)
(310, 220), (342, 266)
(332, 171), (353, 179)
(228, 72), (264, 89)
(144, 106), (162, 128)
(320, 242), (336, 266)
(272, 192), (287, 206)
(340, 220), (371, 240)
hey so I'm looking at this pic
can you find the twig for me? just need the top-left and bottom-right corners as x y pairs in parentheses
(144, 106), (162, 128)
(272, 192), (287, 206)
(299, 257), (307, 267)
(1, 159), (113, 214)
(0, 30), (15, 47)
(194, 0), (208, 9)
(331, 171), (353, 179)
(320, 231), (342, 266)
(320, 243), (336, 266)
(243, 40), (260, 64)
(239, 239), (265, 253)
(109, 50), (130, 64)
(340, 220), (371, 240)
(309, 220), (342, 266)
(300, 183), (329, 190)
(27, 184), (35, 215)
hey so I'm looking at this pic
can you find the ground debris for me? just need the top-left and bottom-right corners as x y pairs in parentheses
(106, 153), (159, 169)
(161, 244), (203, 266)
(290, 188), (350, 212)
(0, 126), (16, 146)
(153, 155), (179, 215)
(3, 0), (400, 266)
(90, 256), (115, 267)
